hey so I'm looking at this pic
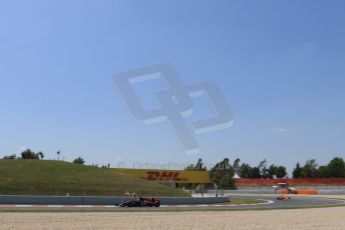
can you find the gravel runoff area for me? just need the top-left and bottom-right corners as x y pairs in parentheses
(0, 195), (345, 230)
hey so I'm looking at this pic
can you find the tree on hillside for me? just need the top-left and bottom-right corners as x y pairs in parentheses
(21, 149), (44, 160)
(185, 158), (207, 171)
(239, 163), (252, 178)
(276, 166), (287, 178)
(250, 167), (261, 178)
(73, 157), (85, 165)
(184, 164), (194, 170)
(327, 157), (345, 178)
(268, 164), (277, 179)
(194, 158), (207, 171)
(301, 159), (318, 178)
(258, 159), (269, 178)
(209, 158), (235, 189)
(233, 158), (241, 177)
(292, 162), (302, 178)
(218, 174), (233, 188)
(317, 165), (329, 178)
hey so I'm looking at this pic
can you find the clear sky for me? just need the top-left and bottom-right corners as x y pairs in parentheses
(1, 0), (345, 174)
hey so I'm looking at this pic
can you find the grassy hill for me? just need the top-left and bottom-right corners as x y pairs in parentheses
(0, 160), (189, 197)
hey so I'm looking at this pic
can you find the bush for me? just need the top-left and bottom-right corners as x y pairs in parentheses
(3, 154), (16, 160)
(21, 149), (44, 160)
(73, 157), (85, 165)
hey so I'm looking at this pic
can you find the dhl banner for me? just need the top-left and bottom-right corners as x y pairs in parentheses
(112, 168), (212, 184)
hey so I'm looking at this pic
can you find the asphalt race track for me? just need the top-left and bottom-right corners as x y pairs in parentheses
(0, 195), (344, 211)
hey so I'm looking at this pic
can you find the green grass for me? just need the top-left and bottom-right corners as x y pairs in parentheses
(0, 160), (189, 197)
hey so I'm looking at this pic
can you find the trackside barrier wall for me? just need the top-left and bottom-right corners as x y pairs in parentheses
(0, 195), (229, 205)
(234, 178), (345, 186)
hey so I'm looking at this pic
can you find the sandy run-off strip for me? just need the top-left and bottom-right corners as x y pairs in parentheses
(0, 195), (344, 230)
(0, 205), (345, 230)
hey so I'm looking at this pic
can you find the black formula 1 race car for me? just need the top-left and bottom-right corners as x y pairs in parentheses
(116, 198), (161, 207)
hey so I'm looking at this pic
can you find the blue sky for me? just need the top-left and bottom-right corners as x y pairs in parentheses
(1, 0), (345, 174)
